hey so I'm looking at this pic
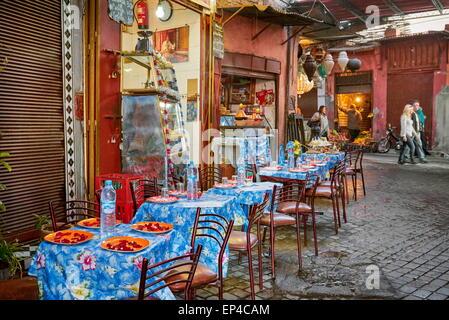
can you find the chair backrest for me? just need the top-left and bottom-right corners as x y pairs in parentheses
(138, 244), (203, 300)
(198, 165), (223, 191)
(94, 189), (102, 204)
(49, 200), (99, 232)
(190, 208), (234, 279)
(273, 180), (308, 206)
(247, 192), (271, 231)
(130, 179), (161, 214)
(345, 149), (363, 170)
(244, 163), (258, 182)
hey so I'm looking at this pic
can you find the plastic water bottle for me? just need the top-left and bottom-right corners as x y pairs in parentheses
(287, 149), (295, 170)
(278, 144), (285, 167)
(192, 165), (199, 200)
(237, 157), (246, 186)
(266, 149), (272, 166)
(100, 180), (116, 238)
(187, 161), (196, 201)
(296, 156), (302, 168)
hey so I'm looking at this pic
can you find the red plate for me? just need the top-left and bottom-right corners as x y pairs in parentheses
(146, 196), (179, 204)
(131, 221), (174, 234)
(44, 230), (94, 245)
(77, 217), (122, 229)
(100, 237), (149, 253)
(168, 190), (187, 197)
(262, 166), (283, 171)
(289, 168), (308, 172)
(214, 183), (237, 189)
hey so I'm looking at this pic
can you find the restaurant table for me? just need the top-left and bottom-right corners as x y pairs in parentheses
(132, 194), (246, 276)
(206, 182), (282, 228)
(28, 224), (190, 300)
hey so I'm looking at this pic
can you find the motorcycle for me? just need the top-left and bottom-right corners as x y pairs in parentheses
(377, 123), (402, 153)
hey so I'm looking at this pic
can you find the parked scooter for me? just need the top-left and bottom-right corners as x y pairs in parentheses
(377, 123), (402, 153)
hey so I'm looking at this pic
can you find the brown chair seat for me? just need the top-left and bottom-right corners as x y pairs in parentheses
(167, 262), (217, 292)
(0, 278), (39, 300)
(319, 180), (341, 188)
(276, 201), (312, 214)
(228, 231), (258, 250)
(306, 186), (332, 198)
(260, 213), (296, 226)
(345, 167), (355, 175)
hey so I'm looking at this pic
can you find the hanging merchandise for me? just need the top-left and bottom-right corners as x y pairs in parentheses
(135, 0), (149, 30)
(297, 72), (314, 95)
(337, 51), (349, 72)
(303, 54), (317, 81)
(311, 46), (326, 64)
(323, 53), (335, 75)
(347, 58), (362, 72)
(318, 64), (327, 78)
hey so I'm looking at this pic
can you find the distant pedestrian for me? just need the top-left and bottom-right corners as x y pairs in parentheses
(310, 105), (330, 139)
(410, 99), (431, 156)
(398, 105), (417, 165)
(339, 104), (362, 142)
(406, 101), (428, 164)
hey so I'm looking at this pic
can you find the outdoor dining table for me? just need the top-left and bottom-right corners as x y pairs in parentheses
(132, 193), (246, 276)
(28, 224), (190, 300)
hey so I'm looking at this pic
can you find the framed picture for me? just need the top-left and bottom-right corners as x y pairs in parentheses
(153, 26), (189, 63)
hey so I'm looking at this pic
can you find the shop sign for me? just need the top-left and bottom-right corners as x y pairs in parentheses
(213, 21), (224, 59)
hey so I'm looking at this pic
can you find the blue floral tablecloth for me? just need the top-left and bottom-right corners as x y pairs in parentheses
(28, 224), (190, 300)
(132, 194), (246, 276)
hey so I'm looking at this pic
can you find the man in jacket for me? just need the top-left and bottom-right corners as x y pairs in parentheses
(411, 99), (431, 156)
(405, 100), (428, 163)
(338, 104), (362, 142)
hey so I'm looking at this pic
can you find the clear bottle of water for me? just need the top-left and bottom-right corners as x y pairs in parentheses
(287, 150), (295, 170)
(192, 164), (199, 200)
(296, 156), (302, 168)
(237, 157), (246, 186)
(278, 144), (285, 167)
(266, 149), (272, 166)
(100, 180), (116, 238)
(187, 161), (195, 201)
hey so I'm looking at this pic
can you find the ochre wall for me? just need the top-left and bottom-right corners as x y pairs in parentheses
(222, 13), (291, 143)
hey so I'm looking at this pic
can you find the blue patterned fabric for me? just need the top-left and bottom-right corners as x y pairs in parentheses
(132, 194), (246, 276)
(28, 224), (190, 300)
(239, 136), (270, 167)
(206, 182), (281, 206)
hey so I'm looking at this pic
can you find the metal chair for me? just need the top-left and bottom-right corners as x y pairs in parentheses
(48, 200), (99, 232)
(198, 165), (223, 191)
(180, 208), (234, 300)
(130, 178), (162, 215)
(229, 192), (270, 300)
(344, 149), (366, 201)
(136, 245), (203, 300)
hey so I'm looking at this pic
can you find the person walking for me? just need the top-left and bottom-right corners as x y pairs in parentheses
(409, 101), (428, 164)
(338, 104), (362, 142)
(398, 105), (417, 165)
(410, 99), (431, 156)
(310, 105), (330, 139)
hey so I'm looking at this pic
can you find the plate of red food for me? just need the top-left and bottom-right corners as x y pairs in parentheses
(167, 190), (187, 197)
(146, 195), (179, 204)
(131, 221), (173, 234)
(77, 217), (122, 229)
(44, 230), (94, 245)
(262, 166), (283, 171)
(214, 183), (238, 189)
(289, 168), (308, 172)
(100, 237), (149, 253)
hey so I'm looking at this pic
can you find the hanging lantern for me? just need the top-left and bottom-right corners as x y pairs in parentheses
(318, 64), (327, 78)
(347, 58), (362, 72)
(303, 54), (317, 81)
(311, 46), (326, 64)
(323, 54), (335, 75)
(337, 51), (349, 72)
(297, 72), (314, 95)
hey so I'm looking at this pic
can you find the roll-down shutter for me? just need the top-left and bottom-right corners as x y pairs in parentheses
(0, 0), (65, 241)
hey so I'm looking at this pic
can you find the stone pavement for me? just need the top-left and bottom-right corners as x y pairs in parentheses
(192, 152), (449, 300)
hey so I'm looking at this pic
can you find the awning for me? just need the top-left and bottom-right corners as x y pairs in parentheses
(219, 5), (320, 26)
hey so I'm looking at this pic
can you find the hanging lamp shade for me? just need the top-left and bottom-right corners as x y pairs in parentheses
(311, 46), (326, 64)
(337, 51), (349, 72)
(323, 54), (335, 75)
(303, 54), (317, 81)
(297, 72), (314, 95)
(347, 58), (362, 72)
(318, 64), (327, 78)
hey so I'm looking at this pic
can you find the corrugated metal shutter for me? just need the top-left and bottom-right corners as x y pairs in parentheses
(0, 0), (65, 241)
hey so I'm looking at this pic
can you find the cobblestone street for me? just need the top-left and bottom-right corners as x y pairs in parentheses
(194, 153), (449, 300)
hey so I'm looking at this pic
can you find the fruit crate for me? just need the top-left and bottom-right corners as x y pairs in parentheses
(95, 174), (144, 223)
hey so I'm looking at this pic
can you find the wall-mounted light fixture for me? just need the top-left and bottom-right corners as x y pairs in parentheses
(156, 0), (173, 22)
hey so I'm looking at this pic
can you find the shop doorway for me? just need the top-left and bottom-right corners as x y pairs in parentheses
(335, 72), (373, 135)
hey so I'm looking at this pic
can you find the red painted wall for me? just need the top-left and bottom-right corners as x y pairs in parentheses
(98, 0), (121, 174)
(222, 13), (291, 143)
